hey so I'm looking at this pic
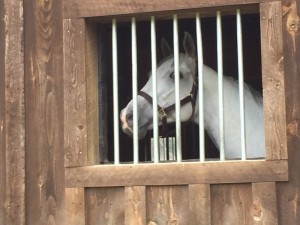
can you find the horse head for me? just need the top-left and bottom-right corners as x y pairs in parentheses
(120, 32), (197, 139)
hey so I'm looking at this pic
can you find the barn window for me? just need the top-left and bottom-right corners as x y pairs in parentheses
(97, 7), (264, 164)
(64, 1), (288, 186)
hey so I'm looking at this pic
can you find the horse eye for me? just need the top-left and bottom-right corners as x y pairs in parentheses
(169, 72), (184, 79)
(169, 72), (175, 79)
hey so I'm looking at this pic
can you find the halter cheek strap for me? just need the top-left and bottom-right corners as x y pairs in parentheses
(138, 79), (198, 137)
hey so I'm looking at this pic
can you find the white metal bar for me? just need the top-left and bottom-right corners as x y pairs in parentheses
(151, 16), (159, 163)
(236, 9), (247, 160)
(216, 11), (225, 161)
(112, 19), (120, 164)
(131, 17), (139, 164)
(196, 13), (205, 162)
(173, 14), (182, 162)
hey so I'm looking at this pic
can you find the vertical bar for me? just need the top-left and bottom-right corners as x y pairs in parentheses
(151, 16), (159, 163)
(112, 19), (120, 164)
(173, 14), (182, 162)
(236, 9), (247, 160)
(196, 13), (205, 162)
(131, 17), (139, 164)
(216, 11), (225, 161)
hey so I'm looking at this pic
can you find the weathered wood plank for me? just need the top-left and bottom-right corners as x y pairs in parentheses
(85, 187), (125, 225)
(63, 18), (88, 167)
(63, 0), (274, 19)
(252, 182), (278, 224)
(65, 188), (85, 225)
(146, 186), (189, 224)
(0, 0), (25, 224)
(189, 184), (211, 225)
(97, 25), (109, 163)
(65, 160), (288, 187)
(277, 0), (300, 224)
(86, 21), (100, 165)
(211, 184), (253, 225)
(125, 186), (146, 225)
(24, 0), (65, 224)
(260, 1), (288, 160)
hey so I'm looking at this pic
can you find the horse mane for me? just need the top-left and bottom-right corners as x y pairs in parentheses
(224, 75), (263, 106)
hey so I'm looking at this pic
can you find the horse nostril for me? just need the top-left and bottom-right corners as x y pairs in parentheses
(126, 113), (133, 123)
(120, 108), (133, 127)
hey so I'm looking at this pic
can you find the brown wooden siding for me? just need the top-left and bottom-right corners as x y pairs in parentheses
(24, 0), (65, 224)
(63, 0), (275, 18)
(277, 0), (300, 224)
(0, 0), (25, 225)
(260, 1), (288, 160)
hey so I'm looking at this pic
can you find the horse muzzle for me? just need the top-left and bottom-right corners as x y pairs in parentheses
(120, 108), (134, 136)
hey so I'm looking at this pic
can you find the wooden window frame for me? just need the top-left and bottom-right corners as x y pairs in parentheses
(63, 0), (288, 188)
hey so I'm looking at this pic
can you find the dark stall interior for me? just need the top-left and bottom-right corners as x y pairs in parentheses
(97, 12), (262, 163)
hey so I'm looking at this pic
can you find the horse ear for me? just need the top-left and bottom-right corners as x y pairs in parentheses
(183, 32), (195, 57)
(161, 38), (172, 58)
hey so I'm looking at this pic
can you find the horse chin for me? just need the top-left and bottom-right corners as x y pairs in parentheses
(138, 129), (147, 139)
(121, 125), (148, 140)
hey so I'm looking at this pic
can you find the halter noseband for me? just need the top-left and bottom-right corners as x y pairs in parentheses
(138, 79), (198, 137)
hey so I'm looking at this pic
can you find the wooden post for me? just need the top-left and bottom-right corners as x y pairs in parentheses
(260, 1), (288, 160)
(63, 18), (88, 167)
(0, 0), (25, 224)
(24, 0), (65, 224)
(277, 0), (300, 224)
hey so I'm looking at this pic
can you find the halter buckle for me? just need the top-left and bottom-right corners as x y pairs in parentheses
(158, 108), (167, 120)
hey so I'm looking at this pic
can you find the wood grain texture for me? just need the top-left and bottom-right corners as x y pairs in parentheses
(252, 182), (278, 224)
(65, 188), (85, 225)
(189, 184), (211, 225)
(211, 184), (253, 225)
(0, 0), (25, 224)
(86, 22), (100, 165)
(277, 0), (300, 224)
(65, 160), (288, 187)
(24, 0), (65, 224)
(63, 19), (88, 167)
(85, 187), (125, 225)
(125, 186), (146, 225)
(63, 0), (273, 19)
(260, 1), (288, 160)
(146, 186), (189, 225)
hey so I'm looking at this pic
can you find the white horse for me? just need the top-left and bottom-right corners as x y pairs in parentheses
(120, 32), (265, 159)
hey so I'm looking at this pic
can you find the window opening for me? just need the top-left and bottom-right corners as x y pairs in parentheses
(97, 9), (264, 164)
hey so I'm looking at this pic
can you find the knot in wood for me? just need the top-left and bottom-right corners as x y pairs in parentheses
(253, 199), (263, 221)
(288, 19), (299, 32)
(287, 120), (300, 139)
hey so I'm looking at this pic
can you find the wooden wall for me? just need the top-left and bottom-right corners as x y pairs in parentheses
(63, 0), (299, 224)
(0, 0), (299, 225)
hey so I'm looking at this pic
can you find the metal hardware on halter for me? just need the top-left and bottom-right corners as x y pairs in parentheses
(158, 108), (167, 120)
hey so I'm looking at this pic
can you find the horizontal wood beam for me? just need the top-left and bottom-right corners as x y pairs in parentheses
(65, 160), (288, 187)
(63, 0), (276, 19)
